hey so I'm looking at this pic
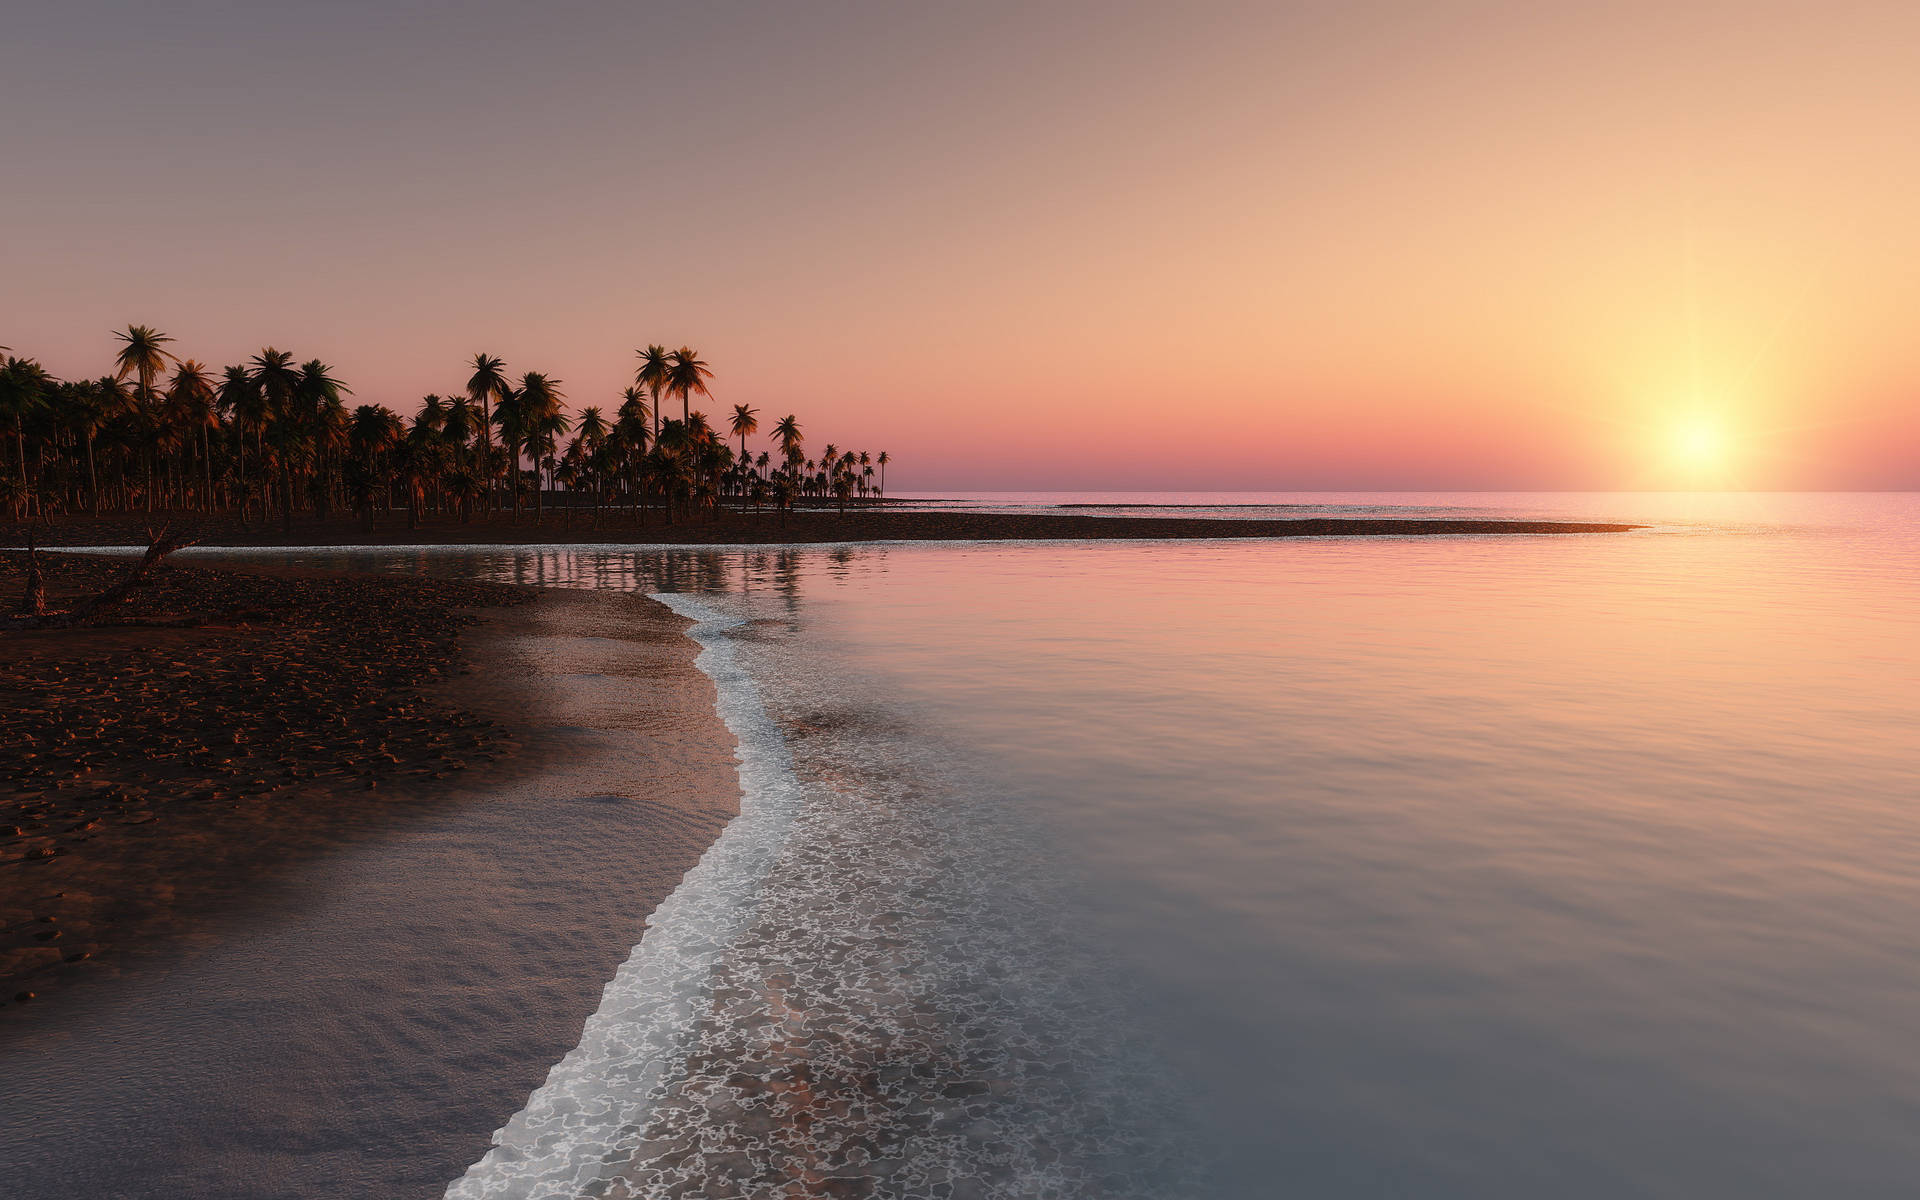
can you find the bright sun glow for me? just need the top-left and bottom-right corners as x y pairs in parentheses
(1672, 420), (1725, 469)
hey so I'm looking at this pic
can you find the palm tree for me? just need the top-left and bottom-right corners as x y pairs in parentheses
(575, 404), (608, 449)
(72, 377), (128, 514)
(113, 326), (178, 513)
(491, 384), (527, 517)
(416, 393), (448, 445)
(666, 347), (712, 425)
(217, 365), (262, 520)
(773, 414), (803, 463)
(614, 388), (653, 523)
(347, 404), (404, 529)
(572, 405), (608, 521)
(635, 345), (671, 442)
(876, 450), (889, 500)
(729, 403), (759, 474)
(248, 348), (299, 410)
(443, 394), (476, 464)
(396, 414), (441, 530)
(527, 407), (570, 527)
(296, 360), (351, 523)
(502, 372), (564, 522)
(466, 353), (510, 513)
(113, 325), (176, 403)
(0, 357), (48, 518)
(165, 360), (218, 511)
(617, 386), (651, 436)
(653, 418), (693, 524)
(246, 349), (301, 523)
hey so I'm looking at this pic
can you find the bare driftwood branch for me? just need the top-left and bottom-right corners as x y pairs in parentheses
(4, 525), (198, 631)
(17, 533), (46, 616)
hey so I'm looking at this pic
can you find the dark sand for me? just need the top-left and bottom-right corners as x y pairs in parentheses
(0, 557), (741, 1198)
(1, 554), (534, 1004)
(0, 507), (1637, 549)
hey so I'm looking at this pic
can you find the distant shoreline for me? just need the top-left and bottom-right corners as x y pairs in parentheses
(0, 509), (1640, 549)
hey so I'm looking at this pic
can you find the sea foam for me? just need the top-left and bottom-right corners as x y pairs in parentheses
(446, 594), (801, 1199)
(450, 587), (1203, 1199)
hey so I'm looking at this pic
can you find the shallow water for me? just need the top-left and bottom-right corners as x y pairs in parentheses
(298, 493), (1918, 1197)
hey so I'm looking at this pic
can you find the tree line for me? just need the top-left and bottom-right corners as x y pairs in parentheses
(0, 328), (890, 530)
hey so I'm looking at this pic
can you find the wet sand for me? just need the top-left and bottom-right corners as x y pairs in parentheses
(0, 507), (1637, 549)
(0, 558), (742, 1197)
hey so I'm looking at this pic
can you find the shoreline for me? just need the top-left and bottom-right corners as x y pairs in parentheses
(0, 558), (745, 1197)
(451, 591), (804, 1196)
(0, 509), (1640, 550)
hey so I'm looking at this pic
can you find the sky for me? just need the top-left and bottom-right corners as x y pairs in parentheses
(4, 0), (1917, 491)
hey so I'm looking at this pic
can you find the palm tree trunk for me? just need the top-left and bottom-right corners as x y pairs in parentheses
(14, 417), (29, 518)
(479, 397), (493, 517)
(85, 434), (99, 515)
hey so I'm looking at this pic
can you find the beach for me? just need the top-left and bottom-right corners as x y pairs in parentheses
(3, 495), (1916, 1197)
(0, 552), (742, 1197)
(0, 506), (1631, 1196)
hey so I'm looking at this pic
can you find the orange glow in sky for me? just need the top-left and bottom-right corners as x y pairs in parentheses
(4, 2), (1918, 490)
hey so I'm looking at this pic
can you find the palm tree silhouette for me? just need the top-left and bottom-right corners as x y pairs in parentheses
(166, 360), (217, 511)
(347, 403), (404, 529)
(0, 357), (48, 518)
(730, 403), (759, 461)
(466, 353), (510, 513)
(635, 345), (672, 442)
(295, 359), (351, 524)
(217, 366), (262, 520)
(113, 326), (177, 512)
(246, 348), (300, 526)
(74, 377), (129, 514)
(2, 333), (892, 535)
(666, 347), (712, 425)
(113, 325), (176, 403)
(569, 404), (607, 520)
(491, 383), (528, 517)
(515, 372), (567, 525)
(773, 414), (802, 461)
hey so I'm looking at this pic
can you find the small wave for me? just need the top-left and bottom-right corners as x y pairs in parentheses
(449, 590), (1205, 1199)
(445, 595), (803, 1199)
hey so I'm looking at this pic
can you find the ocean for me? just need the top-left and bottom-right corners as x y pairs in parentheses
(254, 493), (1920, 1196)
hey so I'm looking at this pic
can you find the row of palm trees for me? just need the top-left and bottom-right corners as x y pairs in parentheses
(0, 330), (891, 530)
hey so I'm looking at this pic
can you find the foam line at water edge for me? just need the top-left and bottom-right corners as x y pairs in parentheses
(445, 592), (801, 1200)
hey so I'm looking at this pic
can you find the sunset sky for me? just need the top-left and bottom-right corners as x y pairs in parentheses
(5, 1), (1917, 490)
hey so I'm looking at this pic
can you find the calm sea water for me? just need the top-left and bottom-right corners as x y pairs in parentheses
(880, 489), (1879, 530)
(260, 493), (1920, 1197)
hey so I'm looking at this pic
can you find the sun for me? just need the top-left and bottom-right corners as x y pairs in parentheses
(1672, 419), (1725, 470)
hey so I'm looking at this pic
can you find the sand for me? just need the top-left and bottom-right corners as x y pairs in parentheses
(0, 553), (538, 1004)
(0, 559), (742, 1198)
(0, 507), (1637, 549)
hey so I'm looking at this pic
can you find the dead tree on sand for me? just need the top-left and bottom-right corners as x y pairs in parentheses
(6, 525), (197, 630)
